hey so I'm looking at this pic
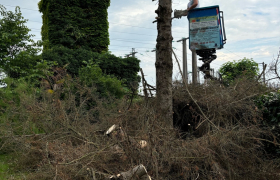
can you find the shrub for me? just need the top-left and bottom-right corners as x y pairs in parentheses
(255, 91), (280, 155)
(79, 61), (125, 99)
(219, 58), (259, 86)
(42, 47), (140, 89)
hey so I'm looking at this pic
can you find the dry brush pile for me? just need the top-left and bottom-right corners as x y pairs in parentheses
(1, 77), (280, 180)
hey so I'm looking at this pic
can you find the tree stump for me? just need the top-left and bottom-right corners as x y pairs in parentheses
(109, 164), (151, 180)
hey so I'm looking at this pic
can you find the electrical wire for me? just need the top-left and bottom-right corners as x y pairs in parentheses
(224, 48), (244, 59)
(4, 3), (273, 69)
(1, 4), (38, 11)
(2, 4), (189, 34)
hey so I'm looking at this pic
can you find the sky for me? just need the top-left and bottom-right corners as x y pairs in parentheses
(1, 0), (280, 86)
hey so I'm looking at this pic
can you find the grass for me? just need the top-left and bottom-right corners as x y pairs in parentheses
(0, 153), (27, 180)
(0, 154), (10, 179)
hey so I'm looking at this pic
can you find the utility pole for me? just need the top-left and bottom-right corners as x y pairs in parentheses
(192, 51), (198, 84)
(258, 62), (267, 84)
(262, 62), (266, 84)
(177, 37), (189, 84)
(125, 48), (138, 58)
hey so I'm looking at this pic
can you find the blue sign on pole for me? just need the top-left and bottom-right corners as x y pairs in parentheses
(188, 5), (225, 51)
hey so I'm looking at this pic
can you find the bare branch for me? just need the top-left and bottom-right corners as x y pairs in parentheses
(172, 49), (220, 131)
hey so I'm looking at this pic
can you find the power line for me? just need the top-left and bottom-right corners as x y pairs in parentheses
(26, 20), (41, 23)
(111, 39), (156, 45)
(29, 27), (187, 40)
(109, 45), (154, 49)
(11, 6), (252, 64)
(224, 48), (244, 59)
(110, 38), (155, 42)
(3, 6), (189, 34)
(110, 31), (156, 37)
(1, 4), (39, 12)
(174, 47), (227, 67)
(0, 3), (156, 21)
(110, 22), (156, 30)
(1, 2), (185, 27)
(30, 36), (225, 68)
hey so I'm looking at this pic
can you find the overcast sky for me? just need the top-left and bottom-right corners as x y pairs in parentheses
(1, 0), (280, 86)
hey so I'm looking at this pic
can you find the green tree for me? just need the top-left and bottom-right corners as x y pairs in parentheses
(94, 53), (140, 89)
(0, 5), (42, 80)
(219, 58), (259, 85)
(38, 0), (110, 52)
(79, 61), (125, 98)
(38, 0), (140, 90)
(42, 47), (140, 90)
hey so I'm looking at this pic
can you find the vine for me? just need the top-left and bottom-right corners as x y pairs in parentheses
(38, 0), (110, 52)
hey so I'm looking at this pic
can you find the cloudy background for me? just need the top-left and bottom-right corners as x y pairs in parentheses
(1, 0), (280, 86)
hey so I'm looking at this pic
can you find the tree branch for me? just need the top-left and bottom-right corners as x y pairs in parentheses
(172, 50), (220, 131)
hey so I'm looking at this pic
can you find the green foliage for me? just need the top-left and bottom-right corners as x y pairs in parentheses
(0, 5), (44, 81)
(0, 153), (25, 179)
(42, 45), (93, 76)
(0, 78), (39, 112)
(255, 91), (280, 155)
(25, 60), (57, 82)
(97, 53), (141, 89)
(38, 0), (140, 90)
(255, 91), (280, 123)
(0, 154), (10, 179)
(219, 58), (259, 85)
(0, 78), (44, 139)
(38, 0), (110, 52)
(42, 47), (140, 89)
(0, 5), (32, 60)
(79, 61), (125, 98)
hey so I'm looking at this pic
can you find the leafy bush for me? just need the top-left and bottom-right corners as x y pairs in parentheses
(42, 47), (140, 89)
(0, 78), (44, 144)
(255, 91), (280, 155)
(79, 61), (125, 99)
(219, 58), (259, 85)
(42, 45), (92, 76)
(97, 53), (141, 89)
(255, 91), (280, 123)
(0, 78), (37, 109)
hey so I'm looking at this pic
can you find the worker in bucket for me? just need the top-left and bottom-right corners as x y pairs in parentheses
(185, 0), (200, 16)
(174, 0), (200, 18)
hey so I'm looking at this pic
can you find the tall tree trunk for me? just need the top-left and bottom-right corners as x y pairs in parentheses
(155, 0), (173, 127)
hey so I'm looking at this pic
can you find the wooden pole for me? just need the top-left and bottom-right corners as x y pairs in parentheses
(155, 0), (173, 126)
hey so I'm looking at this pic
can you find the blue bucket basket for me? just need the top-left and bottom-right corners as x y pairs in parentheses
(188, 5), (226, 51)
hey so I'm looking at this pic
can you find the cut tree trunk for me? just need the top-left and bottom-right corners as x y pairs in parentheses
(155, 0), (173, 127)
(109, 164), (151, 180)
(105, 124), (148, 149)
